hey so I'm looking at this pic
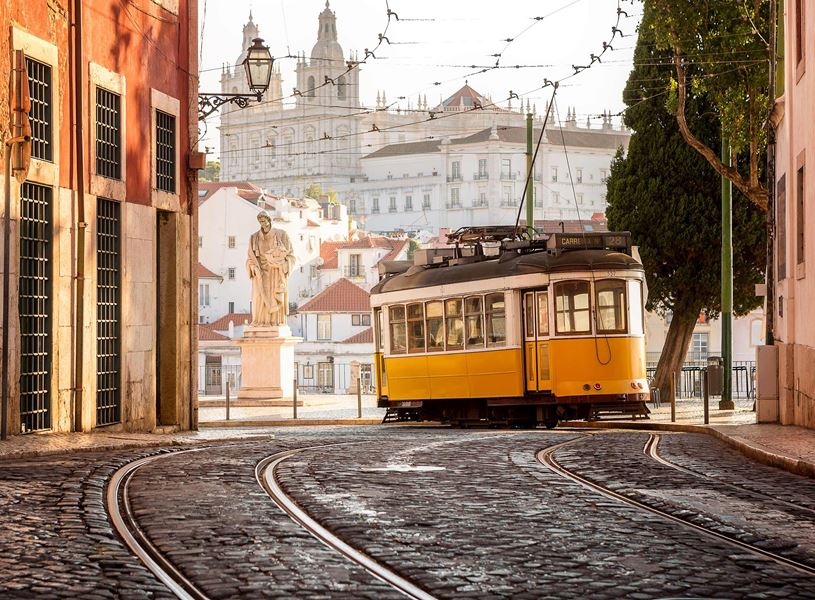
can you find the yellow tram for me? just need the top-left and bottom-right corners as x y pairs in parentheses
(370, 227), (649, 428)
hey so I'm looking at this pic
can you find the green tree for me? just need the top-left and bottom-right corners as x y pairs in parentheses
(647, 0), (770, 211)
(304, 183), (322, 199)
(606, 1), (766, 399)
(199, 160), (220, 182)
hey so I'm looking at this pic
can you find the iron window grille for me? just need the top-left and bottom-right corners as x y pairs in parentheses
(96, 198), (121, 426)
(95, 88), (122, 179)
(155, 110), (176, 193)
(19, 182), (53, 432)
(25, 57), (53, 162)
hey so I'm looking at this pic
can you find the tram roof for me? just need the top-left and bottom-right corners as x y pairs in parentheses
(371, 249), (642, 295)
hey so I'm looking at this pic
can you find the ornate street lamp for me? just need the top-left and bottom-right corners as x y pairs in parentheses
(198, 38), (273, 120)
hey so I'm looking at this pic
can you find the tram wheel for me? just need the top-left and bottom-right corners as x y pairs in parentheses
(543, 416), (559, 429)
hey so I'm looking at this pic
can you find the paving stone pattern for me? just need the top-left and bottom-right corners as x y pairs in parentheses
(279, 429), (815, 599)
(0, 450), (176, 599)
(124, 433), (405, 600)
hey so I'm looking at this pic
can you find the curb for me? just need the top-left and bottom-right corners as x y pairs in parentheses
(563, 420), (815, 479)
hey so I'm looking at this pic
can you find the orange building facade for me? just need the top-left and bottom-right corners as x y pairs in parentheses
(0, 0), (199, 436)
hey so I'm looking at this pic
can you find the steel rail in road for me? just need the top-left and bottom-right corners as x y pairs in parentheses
(645, 433), (815, 517)
(537, 437), (815, 577)
(256, 448), (438, 600)
(107, 450), (210, 600)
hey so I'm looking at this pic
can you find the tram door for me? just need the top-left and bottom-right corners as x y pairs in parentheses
(523, 290), (552, 392)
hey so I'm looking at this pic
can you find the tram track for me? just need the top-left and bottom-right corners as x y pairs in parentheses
(644, 433), (815, 516)
(537, 436), (815, 577)
(107, 449), (209, 600)
(255, 446), (438, 600)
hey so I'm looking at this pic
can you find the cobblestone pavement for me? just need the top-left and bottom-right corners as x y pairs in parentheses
(2, 427), (815, 598)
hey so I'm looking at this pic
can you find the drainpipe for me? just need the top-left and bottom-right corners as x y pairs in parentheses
(71, 0), (86, 431)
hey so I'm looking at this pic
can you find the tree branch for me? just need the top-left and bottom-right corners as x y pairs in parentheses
(672, 50), (768, 212)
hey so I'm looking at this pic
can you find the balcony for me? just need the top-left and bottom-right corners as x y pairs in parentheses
(446, 174), (463, 182)
(472, 200), (489, 209)
(473, 172), (489, 180)
(445, 201), (463, 209)
(500, 172), (517, 180)
(343, 266), (367, 281)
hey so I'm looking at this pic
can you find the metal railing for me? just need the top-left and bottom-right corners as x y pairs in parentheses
(342, 266), (366, 279)
(645, 360), (756, 400)
(199, 364), (242, 396)
(473, 172), (489, 180)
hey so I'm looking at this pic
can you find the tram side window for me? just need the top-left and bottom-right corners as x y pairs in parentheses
(426, 301), (444, 352)
(524, 294), (535, 338)
(375, 308), (383, 351)
(595, 280), (627, 334)
(464, 296), (484, 348)
(389, 306), (406, 354)
(407, 303), (426, 353)
(485, 293), (506, 347)
(445, 298), (464, 350)
(554, 281), (591, 335)
(538, 291), (549, 336)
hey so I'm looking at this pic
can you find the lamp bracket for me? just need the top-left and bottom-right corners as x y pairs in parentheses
(198, 91), (262, 121)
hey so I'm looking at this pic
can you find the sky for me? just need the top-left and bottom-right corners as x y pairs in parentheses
(197, 0), (643, 156)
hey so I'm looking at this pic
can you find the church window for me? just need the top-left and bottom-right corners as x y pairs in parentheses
(551, 167), (558, 182)
(337, 75), (346, 100)
(307, 76), (316, 97)
(228, 267), (236, 280)
(576, 168), (583, 184)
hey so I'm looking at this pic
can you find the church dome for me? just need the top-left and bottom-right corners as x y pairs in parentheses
(310, 1), (344, 63)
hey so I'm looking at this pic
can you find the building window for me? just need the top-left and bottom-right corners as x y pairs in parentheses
(95, 87), (122, 180)
(449, 188), (461, 208)
(688, 333), (709, 362)
(502, 186), (513, 206)
(553, 191), (560, 204)
(199, 283), (210, 306)
(600, 169), (608, 183)
(372, 197), (380, 213)
(797, 163), (806, 265)
(551, 167), (558, 182)
(155, 110), (176, 193)
(337, 74), (346, 100)
(96, 198), (121, 426)
(476, 192), (487, 207)
(198, 236), (203, 248)
(303, 364), (314, 379)
(577, 193), (584, 205)
(407, 303), (425, 353)
(352, 314), (361, 326)
(228, 236), (236, 248)
(25, 57), (53, 162)
(317, 362), (333, 389)
(576, 168), (583, 184)
(485, 293), (506, 347)
(228, 267), (236, 280)
(554, 280), (591, 335)
(349, 199), (356, 214)
(422, 194), (431, 209)
(451, 161), (461, 181)
(478, 159), (488, 179)
(228, 301), (235, 313)
(405, 195), (413, 211)
(317, 314), (331, 340)
(796, 0), (806, 66)
(347, 253), (362, 278)
(389, 196), (397, 212)
(307, 75), (316, 97)
(389, 305), (407, 354)
(501, 158), (511, 179)
(777, 176), (787, 280)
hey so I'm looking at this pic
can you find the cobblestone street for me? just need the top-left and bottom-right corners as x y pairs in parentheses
(2, 427), (815, 598)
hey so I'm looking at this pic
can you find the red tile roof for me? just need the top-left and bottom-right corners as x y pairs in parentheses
(378, 239), (409, 264)
(198, 324), (230, 341)
(209, 312), (251, 330)
(342, 327), (373, 344)
(198, 263), (221, 279)
(298, 279), (370, 313)
(319, 240), (345, 270)
(198, 181), (265, 205)
(318, 236), (408, 270)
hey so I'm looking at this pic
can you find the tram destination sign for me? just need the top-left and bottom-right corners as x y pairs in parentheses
(547, 232), (631, 253)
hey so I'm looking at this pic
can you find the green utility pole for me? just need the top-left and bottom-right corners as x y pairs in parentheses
(720, 137), (735, 410)
(526, 112), (534, 237)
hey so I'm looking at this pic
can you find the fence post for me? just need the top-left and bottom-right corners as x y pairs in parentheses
(225, 381), (230, 421)
(670, 372), (676, 423)
(293, 379), (298, 420)
(703, 367), (709, 425)
(357, 377), (362, 419)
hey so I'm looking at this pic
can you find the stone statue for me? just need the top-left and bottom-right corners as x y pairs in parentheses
(247, 211), (295, 327)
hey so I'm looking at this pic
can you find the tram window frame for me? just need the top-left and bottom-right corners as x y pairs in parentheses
(374, 309), (383, 351)
(425, 301), (445, 352)
(524, 294), (535, 338)
(407, 303), (426, 353)
(537, 291), (549, 336)
(445, 298), (464, 350)
(595, 279), (628, 334)
(554, 281), (592, 335)
(389, 305), (407, 354)
(464, 296), (485, 348)
(485, 292), (506, 347)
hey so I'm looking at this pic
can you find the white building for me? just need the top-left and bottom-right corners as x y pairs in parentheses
(354, 121), (627, 233)
(217, 6), (628, 231)
(197, 181), (349, 330)
(315, 234), (410, 292)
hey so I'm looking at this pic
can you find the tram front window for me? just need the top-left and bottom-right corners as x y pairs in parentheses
(555, 281), (591, 334)
(465, 296), (484, 347)
(407, 303), (426, 353)
(596, 280), (627, 333)
(486, 293), (506, 346)
(389, 305), (407, 354)
(426, 301), (444, 352)
(445, 298), (464, 350)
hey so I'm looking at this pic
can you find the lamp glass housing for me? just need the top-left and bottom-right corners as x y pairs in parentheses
(243, 38), (273, 93)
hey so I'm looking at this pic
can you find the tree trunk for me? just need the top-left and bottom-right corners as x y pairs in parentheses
(653, 312), (698, 403)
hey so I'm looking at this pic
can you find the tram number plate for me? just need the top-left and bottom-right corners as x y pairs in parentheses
(395, 401), (423, 408)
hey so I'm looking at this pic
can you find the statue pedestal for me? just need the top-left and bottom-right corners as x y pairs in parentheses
(237, 325), (302, 405)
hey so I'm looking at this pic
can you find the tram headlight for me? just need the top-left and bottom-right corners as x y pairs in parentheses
(593, 383), (602, 391)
